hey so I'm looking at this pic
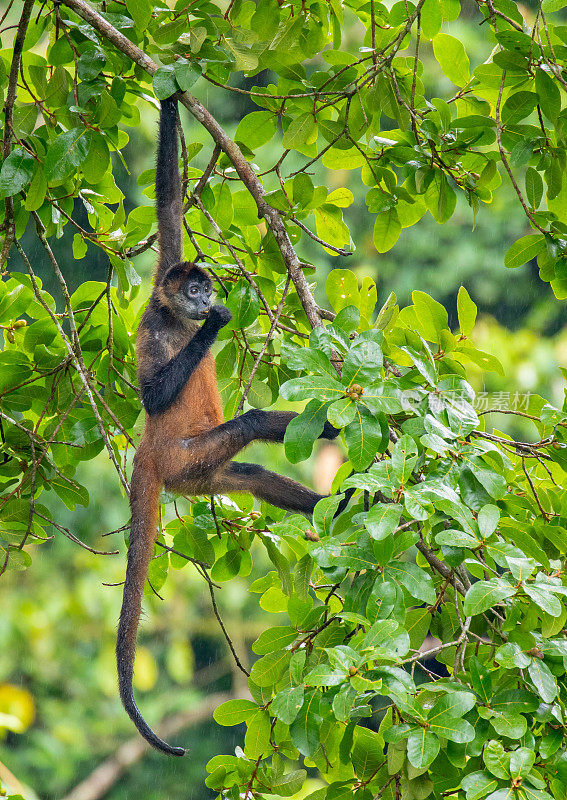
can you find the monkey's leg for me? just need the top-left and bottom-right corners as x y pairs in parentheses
(237, 410), (340, 443)
(169, 410), (282, 485)
(168, 410), (339, 489)
(210, 462), (324, 514)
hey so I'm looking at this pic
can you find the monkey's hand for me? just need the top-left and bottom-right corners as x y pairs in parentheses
(206, 305), (232, 329)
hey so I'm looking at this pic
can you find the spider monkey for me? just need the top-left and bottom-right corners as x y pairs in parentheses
(116, 95), (343, 756)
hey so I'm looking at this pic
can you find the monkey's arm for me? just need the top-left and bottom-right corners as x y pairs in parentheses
(156, 96), (182, 273)
(141, 306), (230, 415)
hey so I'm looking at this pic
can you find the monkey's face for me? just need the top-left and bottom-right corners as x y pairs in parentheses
(162, 264), (213, 320)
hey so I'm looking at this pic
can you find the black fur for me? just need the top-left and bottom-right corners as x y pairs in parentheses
(223, 461), (324, 513)
(156, 96), (182, 271)
(229, 462), (264, 476)
(141, 307), (228, 416)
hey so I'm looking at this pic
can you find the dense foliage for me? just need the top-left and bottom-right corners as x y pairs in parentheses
(0, 0), (567, 798)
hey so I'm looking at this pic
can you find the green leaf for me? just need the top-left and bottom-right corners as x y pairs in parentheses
(429, 715), (475, 743)
(313, 494), (343, 538)
(314, 204), (351, 252)
(433, 34), (470, 86)
(244, 709), (271, 758)
(425, 171), (457, 224)
(326, 269), (359, 312)
(249, 650), (292, 687)
(427, 691), (476, 722)
(290, 692), (320, 756)
(293, 173), (314, 207)
(225, 39), (259, 72)
(387, 562), (436, 605)
(407, 729), (440, 769)
(352, 727), (386, 779)
(44, 128), (90, 182)
(373, 208), (401, 253)
(270, 769), (307, 796)
(504, 235), (547, 268)
(523, 584), (562, 616)
(235, 111), (277, 150)
(252, 626), (297, 655)
(174, 60), (201, 91)
(211, 548), (243, 581)
(501, 91), (538, 124)
(525, 168), (543, 209)
(0, 149), (35, 198)
(214, 182), (233, 230)
(364, 503), (402, 541)
(327, 398), (356, 428)
(457, 286), (477, 336)
(461, 772), (499, 800)
(483, 740), (511, 779)
(280, 376), (345, 402)
(282, 113), (317, 150)
(391, 434), (419, 485)
(509, 748), (536, 779)
(527, 658), (557, 702)
(281, 342), (335, 375)
(126, 0), (152, 29)
(421, 0), (442, 38)
(153, 65), (178, 100)
(83, 132), (110, 184)
(343, 340), (383, 386)
(344, 405), (386, 470)
(213, 699), (258, 726)
(305, 664), (345, 687)
(435, 528), (479, 548)
(463, 580), (516, 616)
(535, 68), (561, 122)
(51, 478), (89, 510)
(226, 281), (261, 328)
(172, 527), (214, 568)
(491, 690), (538, 714)
(332, 683), (357, 721)
(470, 656), (492, 704)
(478, 504), (500, 538)
(271, 686), (305, 724)
(284, 399), (328, 463)
(363, 382), (404, 415)
(485, 790), (514, 800)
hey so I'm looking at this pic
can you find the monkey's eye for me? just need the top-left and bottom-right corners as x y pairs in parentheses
(188, 286), (199, 296)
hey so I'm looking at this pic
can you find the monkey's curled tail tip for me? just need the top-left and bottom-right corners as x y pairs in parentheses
(120, 686), (186, 756)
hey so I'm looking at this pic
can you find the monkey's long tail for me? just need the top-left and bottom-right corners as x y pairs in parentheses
(116, 457), (186, 756)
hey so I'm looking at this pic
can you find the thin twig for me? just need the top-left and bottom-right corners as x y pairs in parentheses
(0, 0), (34, 268)
(235, 276), (291, 414)
(207, 580), (250, 677)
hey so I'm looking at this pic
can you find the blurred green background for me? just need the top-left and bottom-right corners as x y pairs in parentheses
(1, 2), (566, 798)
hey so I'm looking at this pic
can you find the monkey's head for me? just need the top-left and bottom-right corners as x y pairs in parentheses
(160, 263), (213, 320)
